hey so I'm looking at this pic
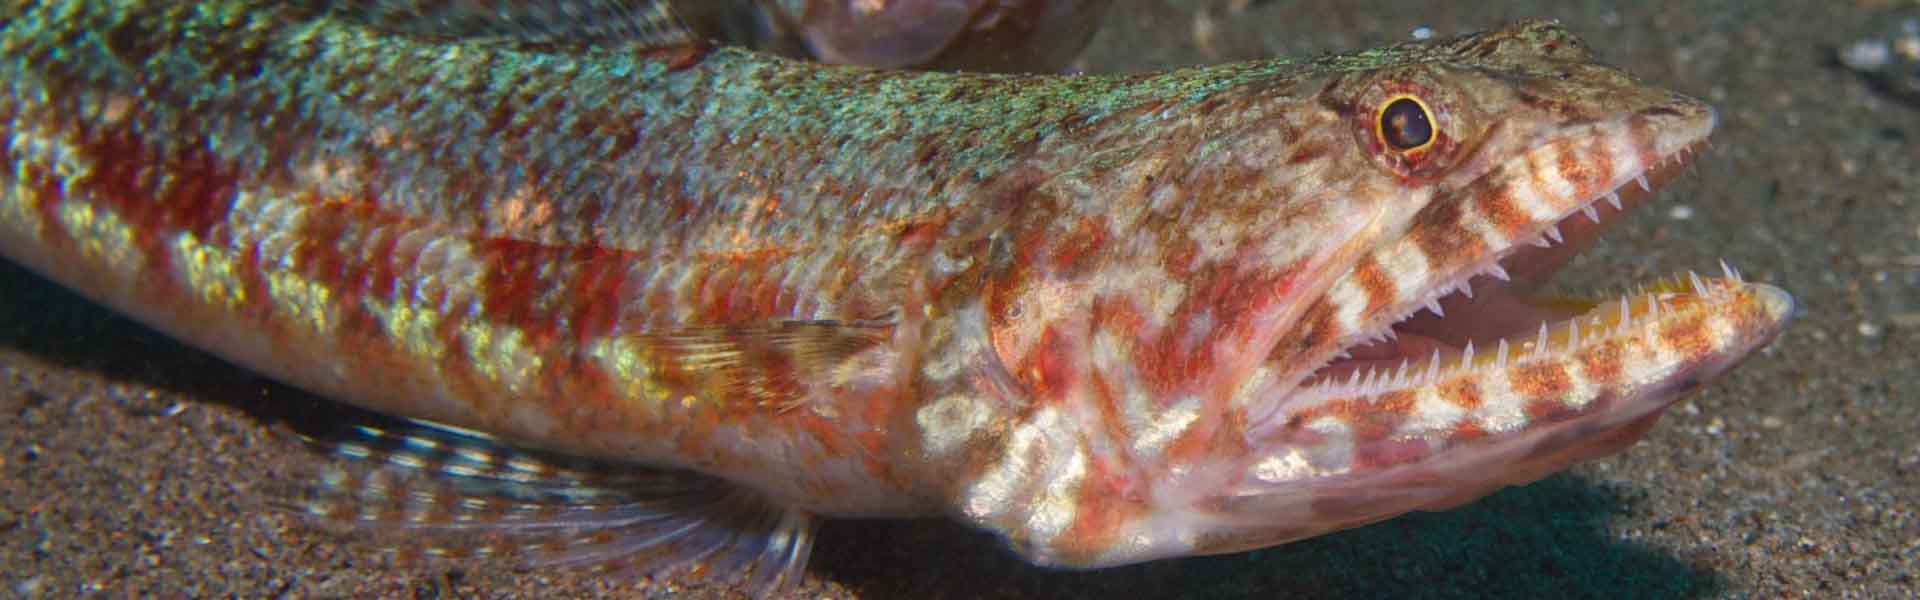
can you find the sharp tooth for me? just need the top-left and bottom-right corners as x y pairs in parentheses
(1395, 359), (1409, 385)
(1719, 259), (1741, 282)
(1531, 236), (1553, 248)
(1461, 340), (1475, 370)
(1604, 192), (1623, 210)
(1649, 295), (1663, 320)
(1567, 319), (1580, 348)
(1426, 299), (1445, 317)
(1689, 270), (1709, 295)
(1544, 224), (1563, 243)
(1347, 370), (1361, 387)
(1534, 322), (1549, 355)
(1617, 297), (1632, 332)
(1487, 264), (1510, 281)
(1636, 175), (1652, 192)
(1496, 339), (1510, 368)
(1458, 282), (1474, 299)
(1581, 204), (1600, 222)
(1425, 349), (1441, 382)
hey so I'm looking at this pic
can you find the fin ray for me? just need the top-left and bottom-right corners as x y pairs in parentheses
(280, 416), (820, 597)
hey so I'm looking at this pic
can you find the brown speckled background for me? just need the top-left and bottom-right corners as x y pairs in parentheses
(4, 1), (1916, 598)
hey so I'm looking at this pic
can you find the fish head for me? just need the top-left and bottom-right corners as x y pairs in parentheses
(942, 20), (1790, 568)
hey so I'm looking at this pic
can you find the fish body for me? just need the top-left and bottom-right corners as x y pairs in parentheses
(0, 1), (1790, 594)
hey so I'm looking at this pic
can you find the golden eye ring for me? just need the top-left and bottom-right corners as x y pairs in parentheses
(1375, 95), (1435, 152)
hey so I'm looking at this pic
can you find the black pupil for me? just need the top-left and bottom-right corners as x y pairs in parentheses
(1381, 98), (1432, 150)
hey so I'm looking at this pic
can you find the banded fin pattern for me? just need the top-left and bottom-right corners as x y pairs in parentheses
(282, 417), (817, 597)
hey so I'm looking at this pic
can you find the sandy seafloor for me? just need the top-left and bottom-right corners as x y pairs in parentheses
(3, 1), (1917, 598)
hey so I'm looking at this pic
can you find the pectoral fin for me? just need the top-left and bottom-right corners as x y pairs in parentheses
(279, 417), (818, 597)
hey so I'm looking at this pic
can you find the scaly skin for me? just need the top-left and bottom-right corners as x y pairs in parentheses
(0, 0), (1789, 590)
(327, 0), (1113, 72)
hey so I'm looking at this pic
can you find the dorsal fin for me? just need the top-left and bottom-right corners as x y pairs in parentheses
(278, 417), (818, 597)
(322, 0), (707, 47)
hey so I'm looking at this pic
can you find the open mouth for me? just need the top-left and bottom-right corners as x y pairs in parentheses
(1236, 111), (1794, 493)
(1299, 135), (1718, 395)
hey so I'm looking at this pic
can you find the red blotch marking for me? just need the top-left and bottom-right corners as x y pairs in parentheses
(1409, 201), (1487, 275)
(290, 200), (391, 303)
(1349, 256), (1397, 317)
(1090, 295), (1147, 338)
(1021, 326), (1074, 402)
(690, 260), (737, 322)
(795, 413), (851, 460)
(56, 119), (245, 298)
(565, 246), (627, 343)
(1440, 378), (1482, 410)
(1048, 216), (1108, 275)
(1287, 142), (1327, 165)
(856, 378), (902, 440)
(894, 217), (944, 252)
(361, 223), (413, 302)
(1510, 362), (1572, 403)
(1476, 181), (1534, 240)
(1450, 419), (1488, 441)
(1577, 339), (1624, 387)
(1347, 390), (1417, 442)
(1055, 457), (1142, 560)
(855, 427), (897, 486)
(474, 236), (561, 341)
(1659, 316), (1711, 358)
(1138, 263), (1301, 394)
(1288, 391), (1415, 448)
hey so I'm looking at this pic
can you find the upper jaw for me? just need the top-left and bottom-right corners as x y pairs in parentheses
(1296, 97), (1719, 386)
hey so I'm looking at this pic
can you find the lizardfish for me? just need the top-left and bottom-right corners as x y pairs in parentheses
(0, 2), (1791, 596)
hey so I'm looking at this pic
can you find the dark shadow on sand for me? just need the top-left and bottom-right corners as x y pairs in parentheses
(810, 474), (1719, 600)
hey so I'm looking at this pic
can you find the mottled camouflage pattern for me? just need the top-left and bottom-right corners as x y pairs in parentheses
(0, 1), (1789, 593)
(323, 0), (1111, 72)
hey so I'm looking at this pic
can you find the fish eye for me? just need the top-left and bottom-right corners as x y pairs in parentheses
(1377, 96), (1434, 151)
